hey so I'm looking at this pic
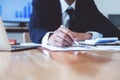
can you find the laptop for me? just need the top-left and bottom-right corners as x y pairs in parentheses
(0, 17), (40, 51)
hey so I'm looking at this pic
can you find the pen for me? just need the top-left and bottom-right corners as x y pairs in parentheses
(60, 25), (79, 46)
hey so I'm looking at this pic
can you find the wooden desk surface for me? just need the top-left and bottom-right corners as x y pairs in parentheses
(0, 48), (120, 80)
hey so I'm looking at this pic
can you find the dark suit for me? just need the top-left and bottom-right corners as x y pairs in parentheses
(29, 0), (120, 43)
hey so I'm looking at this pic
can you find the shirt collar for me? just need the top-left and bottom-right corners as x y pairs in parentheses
(60, 0), (76, 14)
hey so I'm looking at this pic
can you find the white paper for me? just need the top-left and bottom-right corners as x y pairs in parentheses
(41, 44), (96, 51)
(41, 44), (120, 51)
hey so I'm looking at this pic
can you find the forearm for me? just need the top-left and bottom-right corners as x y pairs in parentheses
(29, 25), (49, 43)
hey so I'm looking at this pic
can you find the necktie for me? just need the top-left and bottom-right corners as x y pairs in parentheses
(66, 7), (75, 28)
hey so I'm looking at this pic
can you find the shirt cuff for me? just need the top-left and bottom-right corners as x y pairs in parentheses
(41, 32), (53, 45)
(86, 31), (103, 40)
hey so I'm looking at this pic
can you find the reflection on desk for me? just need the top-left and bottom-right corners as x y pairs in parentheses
(0, 48), (120, 80)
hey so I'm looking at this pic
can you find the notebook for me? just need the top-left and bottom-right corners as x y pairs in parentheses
(0, 17), (40, 51)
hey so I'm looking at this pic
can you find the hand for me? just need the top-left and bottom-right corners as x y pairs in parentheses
(67, 31), (92, 42)
(48, 27), (92, 47)
(48, 27), (74, 47)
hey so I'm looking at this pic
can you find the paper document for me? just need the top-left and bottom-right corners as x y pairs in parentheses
(41, 44), (96, 51)
(41, 44), (120, 51)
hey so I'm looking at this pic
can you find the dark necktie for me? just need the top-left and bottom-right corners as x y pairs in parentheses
(66, 7), (75, 28)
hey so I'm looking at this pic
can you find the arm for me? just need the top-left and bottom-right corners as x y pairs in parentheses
(48, 27), (92, 47)
(28, 0), (48, 43)
(29, 0), (58, 43)
(29, 0), (63, 43)
(86, 0), (120, 39)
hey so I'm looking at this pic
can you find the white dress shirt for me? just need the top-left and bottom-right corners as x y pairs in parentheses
(41, 0), (103, 45)
(60, 0), (76, 27)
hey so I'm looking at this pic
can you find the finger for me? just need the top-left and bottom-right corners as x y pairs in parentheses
(59, 27), (75, 39)
(49, 31), (73, 47)
(55, 35), (73, 46)
(49, 34), (71, 47)
(55, 30), (73, 44)
(53, 39), (72, 47)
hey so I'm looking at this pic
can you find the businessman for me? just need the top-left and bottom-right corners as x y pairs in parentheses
(29, 0), (120, 47)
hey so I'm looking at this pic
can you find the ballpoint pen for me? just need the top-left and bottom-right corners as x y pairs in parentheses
(60, 25), (79, 46)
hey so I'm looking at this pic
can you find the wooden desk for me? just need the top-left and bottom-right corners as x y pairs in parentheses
(0, 48), (120, 80)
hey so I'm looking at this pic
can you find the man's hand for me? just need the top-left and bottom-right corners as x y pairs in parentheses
(48, 27), (74, 47)
(68, 31), (92, 42)
(48, 27), (92, 47)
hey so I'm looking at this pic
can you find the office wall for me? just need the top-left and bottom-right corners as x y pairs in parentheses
(94, 0), (120, 17)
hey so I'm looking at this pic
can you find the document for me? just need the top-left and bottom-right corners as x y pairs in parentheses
(41, 44), (120, 51)
(41, 44), (95, 51)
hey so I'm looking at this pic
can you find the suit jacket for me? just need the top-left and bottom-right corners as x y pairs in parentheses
(29, 0), (120, 43)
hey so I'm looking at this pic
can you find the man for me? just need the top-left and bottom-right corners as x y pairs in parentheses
(29, 0), (120, 47)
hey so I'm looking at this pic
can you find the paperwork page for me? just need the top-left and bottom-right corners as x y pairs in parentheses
(41, 44), (120, 51)
(41, 44), (95, 51)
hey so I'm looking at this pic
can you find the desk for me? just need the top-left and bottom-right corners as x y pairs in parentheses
(0, 48), (120, 80)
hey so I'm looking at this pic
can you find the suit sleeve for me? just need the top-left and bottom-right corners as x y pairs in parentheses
(28, 0), (49, 43)
(86, 0), (120, 39)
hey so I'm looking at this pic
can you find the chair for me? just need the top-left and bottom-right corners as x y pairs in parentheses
(23, 32), (31, 43)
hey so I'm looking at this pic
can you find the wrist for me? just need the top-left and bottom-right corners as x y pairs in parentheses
(85, 33), (92, 40)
